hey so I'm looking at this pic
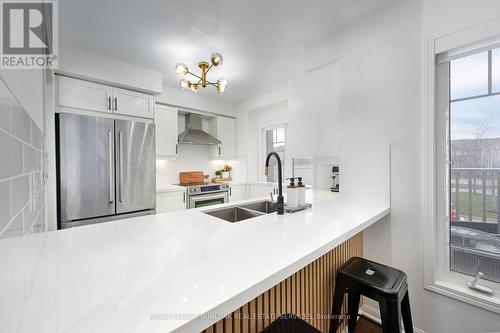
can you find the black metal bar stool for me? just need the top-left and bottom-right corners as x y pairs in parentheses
(259, 257), (413, 333)
(330, 257), (413, 333)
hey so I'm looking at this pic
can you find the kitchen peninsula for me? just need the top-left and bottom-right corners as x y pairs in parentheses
(0, 190), (389, 333)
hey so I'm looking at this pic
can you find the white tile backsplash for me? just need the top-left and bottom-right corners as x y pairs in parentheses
(0, 103), (11, 132)
(339, 144), (391, 206)
(0, 78), (46, 239)
(0, 130), (23, 178)
(156, 145), (247, 187)
(11, 174), (30, 213)
(11, 104), (32, 144)
(0, 180), (11, 230)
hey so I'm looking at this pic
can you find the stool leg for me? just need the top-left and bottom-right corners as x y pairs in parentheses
(401, 291), (413, 333)
(379, 299), (401, 333)
(329, 279), (345, 333)
(347, 291), (360, 333)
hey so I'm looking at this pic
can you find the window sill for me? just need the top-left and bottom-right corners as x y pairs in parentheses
(425, 279), (500, 314)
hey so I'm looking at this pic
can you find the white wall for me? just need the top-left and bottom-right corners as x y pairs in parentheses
(288, 62), (340, 158)
(157, 86), (236, 117)
(57, 46), (163, 94)
(305, 0), (500, 332)
(236, 89), (288, 182)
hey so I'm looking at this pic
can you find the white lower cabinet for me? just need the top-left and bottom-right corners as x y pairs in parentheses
(156, 191), (186, 213)
(229, 184), (248, 202)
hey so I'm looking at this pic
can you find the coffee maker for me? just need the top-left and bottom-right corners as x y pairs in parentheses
(331, 166), (339, 192)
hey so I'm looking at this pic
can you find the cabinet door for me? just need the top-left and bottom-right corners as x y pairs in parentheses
(156, 192), (186, 213)
(112, 87), (154, 118)
(249, 184), (273, 199)
(57, 76), (112, 113)
(229, 184), (247, 202)
(209, 116), (235, 158)
(155, 105), (179, 156)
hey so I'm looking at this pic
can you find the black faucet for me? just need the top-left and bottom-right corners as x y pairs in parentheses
(265, 152), (284, 215)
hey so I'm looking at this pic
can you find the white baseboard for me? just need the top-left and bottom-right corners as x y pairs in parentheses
(359, 304), (427, 333)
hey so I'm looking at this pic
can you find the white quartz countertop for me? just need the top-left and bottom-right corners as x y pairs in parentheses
(0, 190), (389, 333)
(156, 184), (187, 193)
(156, 181), (273, 192)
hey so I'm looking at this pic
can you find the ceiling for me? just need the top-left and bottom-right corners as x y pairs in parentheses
(60, 0), (396, 103)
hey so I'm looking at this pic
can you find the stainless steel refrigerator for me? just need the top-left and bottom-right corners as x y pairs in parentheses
(56, 113), (156, 229)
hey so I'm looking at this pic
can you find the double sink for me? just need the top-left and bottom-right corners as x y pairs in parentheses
(204, 200), (276, 222)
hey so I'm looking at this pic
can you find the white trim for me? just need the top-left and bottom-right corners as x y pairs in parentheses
(426, 280), (500, 315)
(359, 304), (427, 333)
(258, 122), (288, 182)
(434, 17), (500, 54)
(55, 106), (154, 124)
(422, 19), (500, 313)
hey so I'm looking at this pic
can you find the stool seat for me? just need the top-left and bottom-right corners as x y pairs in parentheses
(260, 314), (320, 333)
(339, 257), (407, 297)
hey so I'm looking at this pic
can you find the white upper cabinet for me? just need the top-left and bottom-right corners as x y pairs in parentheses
(112, 87), (154, 118)
(155, 105), (179, 157)
(56, 75), (154, 119)
(209, 116), (235, 158)
(57, 76), (113, 113)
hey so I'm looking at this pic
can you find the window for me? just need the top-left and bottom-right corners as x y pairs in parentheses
(448, 49), (500, 284)
(493, 48), (500, 93)
(264, 126), (286, 182)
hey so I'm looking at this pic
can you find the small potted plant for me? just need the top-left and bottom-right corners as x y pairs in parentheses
(222, 164), (232, 179)
(215, 170), (222, 179)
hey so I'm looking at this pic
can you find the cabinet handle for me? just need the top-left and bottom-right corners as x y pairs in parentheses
(218, 146), (221, 156)
(114, 97), (118, 111)
(229, 187), (232, 196)
(175, 144), (178, 155)
(107, 97), (111, 110)
(183, 192), (186, 203)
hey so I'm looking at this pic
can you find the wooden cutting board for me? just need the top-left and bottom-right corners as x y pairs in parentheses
(179, 171), (205, 186)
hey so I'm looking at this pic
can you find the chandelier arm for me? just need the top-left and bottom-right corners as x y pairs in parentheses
(205, 64), (214, 75)
(187, 72), (203, 80)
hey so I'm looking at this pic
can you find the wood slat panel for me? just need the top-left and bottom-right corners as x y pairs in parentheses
(202, 232), (363, 333)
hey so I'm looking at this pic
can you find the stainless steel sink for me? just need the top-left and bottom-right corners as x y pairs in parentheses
(240, 201), (277, 214)
(203, 201), (276, 223)
(204, 206), (264, 223)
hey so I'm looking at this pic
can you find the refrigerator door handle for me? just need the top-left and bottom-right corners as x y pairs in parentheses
(118, 130), (123, 202)
(108, 130), (114, 203)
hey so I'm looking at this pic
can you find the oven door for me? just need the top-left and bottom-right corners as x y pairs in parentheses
(188, 192), (229, 209)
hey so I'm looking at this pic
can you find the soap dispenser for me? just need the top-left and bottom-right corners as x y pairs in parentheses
(297, 177), (306, 207)
(286, 177), (298, 208)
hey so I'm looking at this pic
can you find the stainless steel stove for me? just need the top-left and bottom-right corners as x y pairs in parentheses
(185, 183), (230, 209)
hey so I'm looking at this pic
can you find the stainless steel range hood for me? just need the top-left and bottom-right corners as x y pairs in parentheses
(178, 113), (222, 145)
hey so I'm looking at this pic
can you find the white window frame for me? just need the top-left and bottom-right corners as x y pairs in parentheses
(423, 20), (500, 314)
(258, 120), (288, 182)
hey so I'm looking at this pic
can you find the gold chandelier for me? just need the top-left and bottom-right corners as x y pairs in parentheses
(175, 52), (228, 94)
